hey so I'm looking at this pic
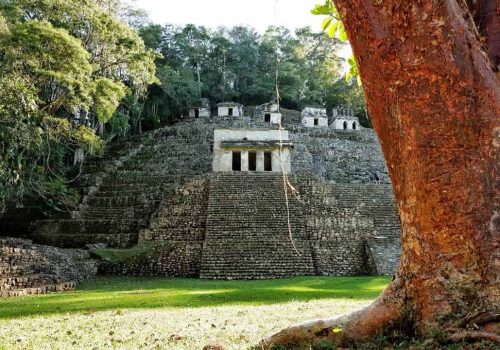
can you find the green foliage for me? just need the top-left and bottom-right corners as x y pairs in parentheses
(318, 339), (338, 349)
(90, 242), (156, 263)
(0, 0), (155, 212)
(313, 0), (346, 41)
(346, 55), (362, 86)
(138, 23), (347, 121)
(312, 0), (361, 85)
(158, 65), (199, 114)
(2, 20), (93, 113)
(90, 78), (128, 123)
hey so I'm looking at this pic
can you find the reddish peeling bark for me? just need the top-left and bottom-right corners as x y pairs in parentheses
(261, 0), (499, 348)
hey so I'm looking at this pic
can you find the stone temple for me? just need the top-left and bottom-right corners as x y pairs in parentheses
(1, 104), (402, 294)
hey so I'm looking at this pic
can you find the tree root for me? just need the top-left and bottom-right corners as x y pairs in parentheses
(258, 280), (499, 350)
(451, 310), (500, 329)
(259, 292), (403, 349)
(448, 330), (500, 344)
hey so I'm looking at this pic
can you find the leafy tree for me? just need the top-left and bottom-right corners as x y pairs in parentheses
(157, 65), (199, 120)
(0, 0), (156, 211)
(137, 23), (350, 115)
(324, 79), (371, 127)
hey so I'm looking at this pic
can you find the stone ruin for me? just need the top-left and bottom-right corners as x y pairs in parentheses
(188, 98), (211, 119)
(217, 102), (243, 117)
(254, 102), (282, 125)
(212, 129), (292, 173)
(0, 237), (96, 297)
(1, 104), (402, 293)
(331, 107), (360, 130)
(301, 107), (329, 128)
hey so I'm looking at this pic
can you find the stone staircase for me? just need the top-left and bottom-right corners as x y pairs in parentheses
(110, 177), (212, 277)
(200, 173), (315, 279)
(0, 237), (96, 297)
(33, 123), (213, 249)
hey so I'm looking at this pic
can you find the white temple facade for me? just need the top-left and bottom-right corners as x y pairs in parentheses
(189, 107), (211, 118)
(331, 108), (360, 130)
(212, 129), (292, 173)
(301, 107), (328, 128)
(255, 102), (282, 125)
(188, 98), (211, 118)
(217, 102), (243, 117)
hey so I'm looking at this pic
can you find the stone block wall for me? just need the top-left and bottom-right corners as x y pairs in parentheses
(290, 129), (391, 184)
(100, 177), (212, 277)
(98, 242), (203, 277)
(127, 172), (402, 279)
(312, 240), (372, 276)
(300, 181), (401, 238)
(299, 179), (401, 276)
(0, 237), (96, 297)
(140, 177), (210, 242)
(366, 237), (402, 275)
(202, 240), (314, 279)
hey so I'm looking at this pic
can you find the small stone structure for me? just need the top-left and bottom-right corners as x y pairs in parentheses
(254, 102), (282, 125)
(189, 105), (211, 119)
(217, 102), (243, 117)
(331, 107), (360, 130)
(301, 107), (329, 128)
(189, 98), (211, 119)
(0, 237), (96, 297)
(212, 129), (292, 174)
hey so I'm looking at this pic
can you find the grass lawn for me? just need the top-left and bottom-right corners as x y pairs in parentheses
(0, 276), (389, 349)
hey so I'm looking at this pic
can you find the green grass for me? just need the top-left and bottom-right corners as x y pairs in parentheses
(0, 276), (390, 319)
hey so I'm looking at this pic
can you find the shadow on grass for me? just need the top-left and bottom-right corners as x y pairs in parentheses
(0, 276), (390, 319)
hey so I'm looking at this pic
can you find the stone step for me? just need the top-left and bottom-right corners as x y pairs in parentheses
(82, 207), (155, 219)
(55, 219), (148, 234)
(85, 195), (161, 207)
(0, 282), (76, 297)
(200, 239), (315, 279)
(0, 273), (63, 291)
(90, 187), (163, 198)
(34, 232), (138, 248)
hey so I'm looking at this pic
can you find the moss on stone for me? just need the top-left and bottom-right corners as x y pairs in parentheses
(90, 241), (157, 264)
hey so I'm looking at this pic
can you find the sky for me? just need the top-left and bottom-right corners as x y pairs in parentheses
(127, 0), (325, 33)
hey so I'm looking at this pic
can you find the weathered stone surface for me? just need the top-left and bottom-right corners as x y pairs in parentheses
(196, 173), (400, 279)
(366, 237), (401, 275)
(33, 123), (213, 248)
(290, 129), (390, 183)
(0, 237), (96, 297)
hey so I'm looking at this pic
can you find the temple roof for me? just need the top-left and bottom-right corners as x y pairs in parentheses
(221, 140), (293, 149)
(217, 102), (243, 107)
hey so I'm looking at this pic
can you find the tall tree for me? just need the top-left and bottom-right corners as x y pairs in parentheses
(0, 0), (156, 211)
(262, 0), (499, 348)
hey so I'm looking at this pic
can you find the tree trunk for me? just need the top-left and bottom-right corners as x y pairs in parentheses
(261, 0), (499, 348)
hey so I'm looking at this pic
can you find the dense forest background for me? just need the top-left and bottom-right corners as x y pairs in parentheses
(0, 0), (366, 213)
(135, 23), (368, 132)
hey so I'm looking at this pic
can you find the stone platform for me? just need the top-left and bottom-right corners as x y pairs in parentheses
(0, 237), (96, 297)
